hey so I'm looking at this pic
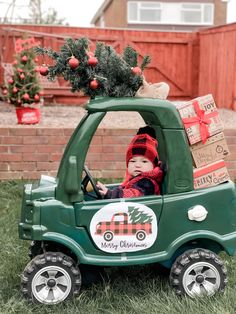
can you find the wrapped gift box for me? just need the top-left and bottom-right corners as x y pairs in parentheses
(190, 132), (230, 168)
(176, 95), (224, 145)
(193, 160), (230, 190)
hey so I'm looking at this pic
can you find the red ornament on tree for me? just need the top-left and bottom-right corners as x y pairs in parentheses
(34, 94), (40, 102)
(68, 57), (79, 69)
(2, 88), (8, 95)
(8, 78), (14, 84)
(21, 55), (28, 63)
(90, 79), (99, 90)
(20, 73), (25, 80)
(39, 65), (49, 76)
(17, 68), (23, 73)
(22, 93), (30, 101)
(131, 66), (142, 76)
(88, 56), (98, 67)
(13, 87), (18, 93)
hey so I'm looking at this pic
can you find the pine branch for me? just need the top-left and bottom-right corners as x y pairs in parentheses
(140, 55), (151, 71)
(34, 46), (59, 59)
(34, 37), (150, 98)
(123, 45), (138, 67)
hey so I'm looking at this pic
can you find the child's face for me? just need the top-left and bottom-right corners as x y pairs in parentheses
(128, 156), (154, 177)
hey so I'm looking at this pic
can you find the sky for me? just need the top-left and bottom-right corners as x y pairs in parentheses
(40, 0), (105, 27)
(0, 0), (236, 26)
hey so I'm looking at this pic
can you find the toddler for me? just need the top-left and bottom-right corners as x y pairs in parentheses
(97, 126), (163, 198)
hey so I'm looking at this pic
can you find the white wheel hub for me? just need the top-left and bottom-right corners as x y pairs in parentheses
(182, 261), (220, 297)
(32, 265), (72, 304)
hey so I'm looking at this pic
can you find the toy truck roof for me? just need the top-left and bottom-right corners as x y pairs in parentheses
(57, 97), (193, 204)
(85, 97), (183, 129)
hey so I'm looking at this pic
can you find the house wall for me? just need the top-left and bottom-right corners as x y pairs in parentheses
(103, 0), (128, 28)
(0, 126), (235, 181)
(214, 0), (227, 25)
(94, 0), (227, 31)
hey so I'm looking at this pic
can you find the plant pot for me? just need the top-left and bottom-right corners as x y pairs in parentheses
(15, 107), (40, 124)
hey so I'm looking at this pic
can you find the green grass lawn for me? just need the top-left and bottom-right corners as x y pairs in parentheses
(1, 180), (236, 314)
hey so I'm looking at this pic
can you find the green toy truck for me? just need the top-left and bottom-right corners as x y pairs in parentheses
(19, 97), (236, 305)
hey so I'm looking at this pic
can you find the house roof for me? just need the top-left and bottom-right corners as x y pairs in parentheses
(90, 0), (113, 25)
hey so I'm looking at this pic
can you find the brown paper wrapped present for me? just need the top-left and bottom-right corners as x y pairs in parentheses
(175, 95), (223, 145)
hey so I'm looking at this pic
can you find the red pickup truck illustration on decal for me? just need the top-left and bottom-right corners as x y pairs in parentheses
(95, 212), (152, 242)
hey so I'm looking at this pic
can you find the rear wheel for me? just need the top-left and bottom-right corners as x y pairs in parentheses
(169, 248), (227, 297)
(21, 252), (81, 304)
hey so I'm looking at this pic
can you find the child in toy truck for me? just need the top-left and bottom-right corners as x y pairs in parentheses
(97, 126), (163, 198)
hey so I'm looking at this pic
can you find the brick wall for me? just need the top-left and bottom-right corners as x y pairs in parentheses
(0, 127), (235, 181)
(0, 127), (70, 180)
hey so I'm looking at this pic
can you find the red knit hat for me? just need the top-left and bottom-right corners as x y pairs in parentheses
(126, 133), (159, 167)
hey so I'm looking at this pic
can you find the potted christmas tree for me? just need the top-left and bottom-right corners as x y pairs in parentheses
(4, 46), (42, 124)
(35, 37), (151, 99)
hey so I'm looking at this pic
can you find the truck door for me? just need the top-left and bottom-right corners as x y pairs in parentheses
(74, 195), (163, 255)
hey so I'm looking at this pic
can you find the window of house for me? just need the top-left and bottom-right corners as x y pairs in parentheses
(180, 3), (213, 24)
(128, 1), (162, 23)
(127, 1), (214, 25)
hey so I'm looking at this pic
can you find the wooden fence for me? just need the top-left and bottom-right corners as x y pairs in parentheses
(198, 23), (236, 110)
(0, 24), (198, 104)
(0, 23), (236, 109)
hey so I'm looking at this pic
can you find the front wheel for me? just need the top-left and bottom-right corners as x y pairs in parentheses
(169, 248), (227, 297)
(21, 252), (81, 304)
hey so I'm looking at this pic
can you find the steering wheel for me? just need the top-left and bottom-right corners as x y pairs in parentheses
(82, 166), (102, 199)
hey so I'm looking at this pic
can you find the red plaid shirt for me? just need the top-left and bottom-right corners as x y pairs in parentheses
(105, 167), (163, 199)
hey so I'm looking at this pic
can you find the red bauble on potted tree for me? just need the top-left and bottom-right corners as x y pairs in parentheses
(4, 47), (42, 124)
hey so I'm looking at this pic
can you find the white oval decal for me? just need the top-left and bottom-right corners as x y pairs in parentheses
(90, 202), (158, 253)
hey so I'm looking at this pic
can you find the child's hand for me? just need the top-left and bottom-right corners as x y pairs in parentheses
(96, 181), (108, 196)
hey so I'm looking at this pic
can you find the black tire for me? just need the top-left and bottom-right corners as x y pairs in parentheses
(21, 252), (81, 304)
(80, 264), (107, 287)
(28, 241), (43, 259)
(170, 248), (227, 297)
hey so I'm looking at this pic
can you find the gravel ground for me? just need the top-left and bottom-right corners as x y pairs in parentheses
(0, 100), (236, 129)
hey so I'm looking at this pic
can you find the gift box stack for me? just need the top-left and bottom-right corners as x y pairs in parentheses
(175, 94), (230, 189)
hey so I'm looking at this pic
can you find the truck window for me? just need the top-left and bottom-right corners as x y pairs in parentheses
(85, 111), (146, 183)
